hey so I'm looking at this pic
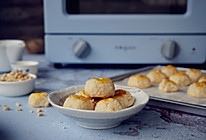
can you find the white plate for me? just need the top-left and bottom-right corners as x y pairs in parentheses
(48, 85), (149, 129)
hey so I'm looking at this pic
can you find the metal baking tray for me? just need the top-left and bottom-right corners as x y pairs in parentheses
(110, 66), (206, 116)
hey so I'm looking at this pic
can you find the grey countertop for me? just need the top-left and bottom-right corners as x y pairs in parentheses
(0, 53), (206, 140)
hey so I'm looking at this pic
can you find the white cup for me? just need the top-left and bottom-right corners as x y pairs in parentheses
(0, 40), (25, 73)
(3, 40), (25, 63)
(0, 45), (11, 73)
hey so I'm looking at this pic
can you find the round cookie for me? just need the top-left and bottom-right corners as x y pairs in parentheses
(95, 98), (123, 112)
(84, 77), (115, 98)
(113, 89), (135, 108)
(185, 69), (203, 83)
(147, 69), (167, 84)
(28, 92), (50, 108)
(158, 78), (178, 93)
(75, 90), (89, 98)
(187, 81), (206, 98)
(63, 95), (95, 110)
(127, 75), (151, 89)
(169, 72), (191, 87)
(198, 76), (206, 82)
(161, 65), (178, 77)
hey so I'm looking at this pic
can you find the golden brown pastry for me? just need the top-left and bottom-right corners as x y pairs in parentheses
(113, 89), (134, 108)
(161, 65), (178, 77)
(28, 92), (50, 108)
(75, 90), (89, 98)
(187, 81), (206, 98)
(198, 76), (206, 82)
(95, 98), (123, 112)
(127, 74), (151, 89)
(158, 78), (178, 93)
(63, 95), (95, 110)
(185, 69), (203, 83)
(84, 77), (115, 98)
(169, 72), (191, 87)
(147, 69), (167, 84)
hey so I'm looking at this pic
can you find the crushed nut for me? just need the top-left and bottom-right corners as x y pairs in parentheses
(62, 126), (66, 129)
(37, 108), (42, 112)
(16, 108), (22, 111)
(30, 110), (34, 113)
(0, 69), (33, 82)
(37, 112), (44, 117)
(3, 106), (10, 111)
(16, 102), (21, 107)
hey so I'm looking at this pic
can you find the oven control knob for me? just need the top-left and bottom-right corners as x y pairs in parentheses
(161, 41), (179, 60)
(73, 40), (91, 58)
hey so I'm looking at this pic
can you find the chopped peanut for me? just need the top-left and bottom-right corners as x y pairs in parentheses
(3, 106), (10, 111)
(16, 108), (22, 111)
(0, 70), (33, 82)
(16, 102), (21, 107)
(37, 108), (42, 112)
(37, 112), (44, 117)
(62, 126), (66, 129)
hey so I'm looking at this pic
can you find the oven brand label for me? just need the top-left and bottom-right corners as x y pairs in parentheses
(115, 45), (136, 51)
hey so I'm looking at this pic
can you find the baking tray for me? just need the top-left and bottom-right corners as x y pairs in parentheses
(110, 66), (206, 116)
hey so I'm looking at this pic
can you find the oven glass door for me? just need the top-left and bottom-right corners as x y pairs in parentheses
(44, 0), (206, 34)
(66, 0), (187, 14)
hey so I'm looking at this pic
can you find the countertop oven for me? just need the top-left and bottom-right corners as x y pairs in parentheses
(43, 0), (206, 65)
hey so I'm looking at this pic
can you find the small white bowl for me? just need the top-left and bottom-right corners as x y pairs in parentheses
(48, 85), (149, 129)
(0, 74), (36, 97)
(11, 61), (39, 75)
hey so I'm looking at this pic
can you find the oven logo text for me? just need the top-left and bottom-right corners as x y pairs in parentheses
(115, 45), (136, 51)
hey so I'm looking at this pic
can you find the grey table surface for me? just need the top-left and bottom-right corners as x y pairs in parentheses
(0, 53), (206, 140)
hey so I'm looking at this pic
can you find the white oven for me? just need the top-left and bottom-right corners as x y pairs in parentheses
(43, 0), (206, 65)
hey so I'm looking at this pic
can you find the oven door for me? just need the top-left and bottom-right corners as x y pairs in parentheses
(44, 0), (206, 34)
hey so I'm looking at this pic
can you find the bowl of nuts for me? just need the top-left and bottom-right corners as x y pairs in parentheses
(0, 70), (36, 97)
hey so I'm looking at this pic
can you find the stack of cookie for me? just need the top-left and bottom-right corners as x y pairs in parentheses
(63, 77), (135, 112)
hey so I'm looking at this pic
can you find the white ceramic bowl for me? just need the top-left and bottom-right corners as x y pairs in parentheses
(0, 74), (36, 97)
(48, 85), (149, 129)
(11, 61), (39, 75)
